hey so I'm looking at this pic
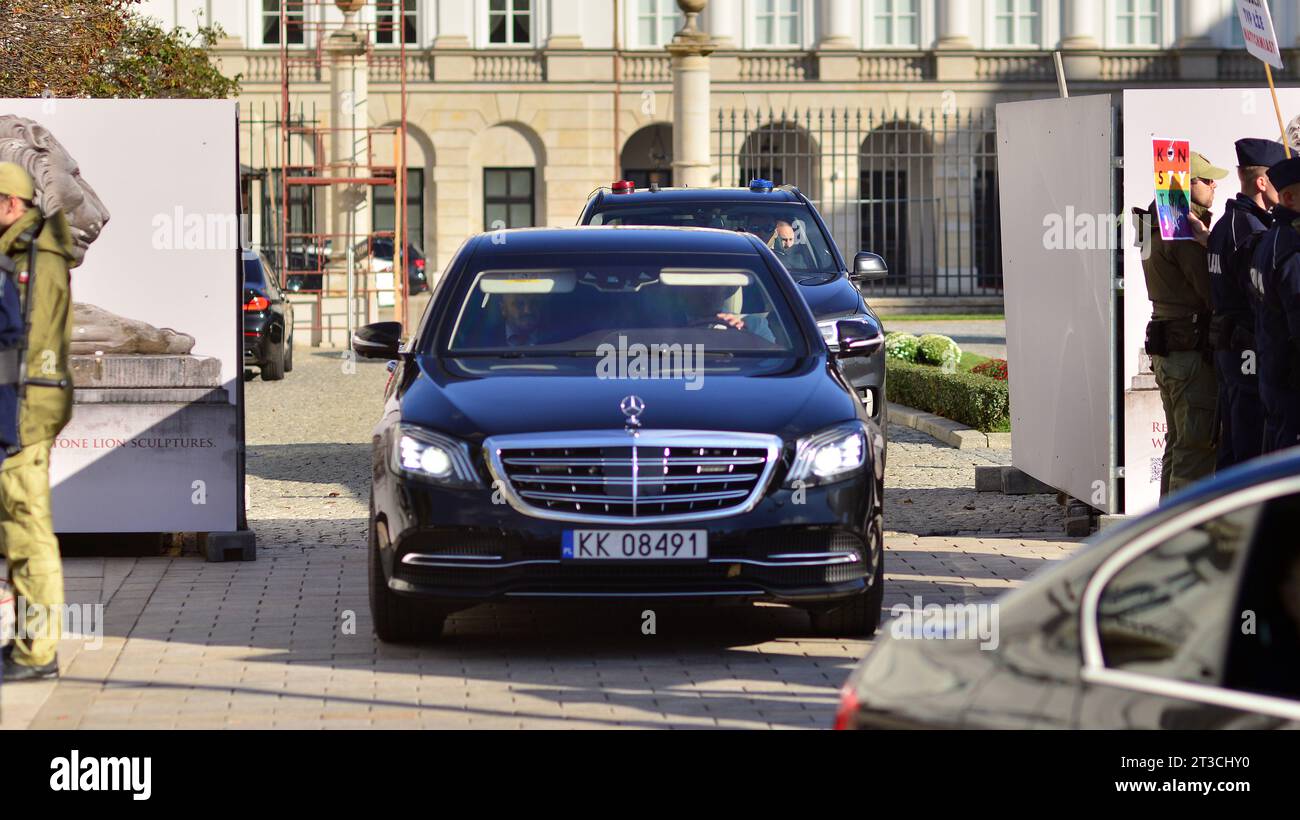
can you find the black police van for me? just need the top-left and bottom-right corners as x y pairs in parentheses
(578, 179), (889, 441)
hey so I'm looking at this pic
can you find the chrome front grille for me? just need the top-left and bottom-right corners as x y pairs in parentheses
(485, 430), (783, 524)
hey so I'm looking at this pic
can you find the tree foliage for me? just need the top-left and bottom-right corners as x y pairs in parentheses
(0, 0), (240, 99)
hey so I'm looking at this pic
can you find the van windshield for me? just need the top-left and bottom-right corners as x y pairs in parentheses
(587, 203), (838, 274)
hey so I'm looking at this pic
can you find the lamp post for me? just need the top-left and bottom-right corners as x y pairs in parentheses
(668, 0), (715, 188)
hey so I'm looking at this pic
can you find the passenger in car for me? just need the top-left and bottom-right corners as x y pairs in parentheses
(675, 284), (775, 343)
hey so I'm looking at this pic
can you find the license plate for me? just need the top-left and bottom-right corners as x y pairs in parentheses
(562, 530), (708, 561)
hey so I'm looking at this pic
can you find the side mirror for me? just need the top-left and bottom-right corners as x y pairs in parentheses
(835, 318), (884, 358)
(353, 321), (403, 360)
(852, 252), (889, 282)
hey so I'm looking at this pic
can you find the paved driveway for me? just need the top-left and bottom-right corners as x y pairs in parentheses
(1, 351), (1076, 729)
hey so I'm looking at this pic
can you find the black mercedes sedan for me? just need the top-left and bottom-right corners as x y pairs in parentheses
(836, 449), (1300, 730)
(354, 226), (887, 643)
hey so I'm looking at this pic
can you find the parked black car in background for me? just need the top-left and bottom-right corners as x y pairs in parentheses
(836, 449), (1300, 729)
(283, 238), (430, 295)
(579, 181), (890, 442)
(243, 249), (294, 381)
(355, 226), (887, 643)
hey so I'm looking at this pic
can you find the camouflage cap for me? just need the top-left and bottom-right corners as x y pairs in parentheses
(1190, 151), (1229, 181)
(0, 162), (34, 200)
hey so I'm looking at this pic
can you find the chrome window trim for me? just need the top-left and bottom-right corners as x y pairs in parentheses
(1078, 475), (1300, 722)
(484, 429), (783, 524)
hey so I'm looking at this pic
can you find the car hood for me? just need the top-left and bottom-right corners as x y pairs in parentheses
(796, 275), (864, 318)
(400, 354), (857, 442)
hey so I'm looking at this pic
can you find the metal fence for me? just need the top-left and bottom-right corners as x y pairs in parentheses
(715, 107), (1003, 298)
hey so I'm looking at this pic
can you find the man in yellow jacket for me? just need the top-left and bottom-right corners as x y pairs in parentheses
(0, 162), (75, 681)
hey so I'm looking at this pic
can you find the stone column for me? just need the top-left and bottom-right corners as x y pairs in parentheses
(1177, 0), (1216, 48)
(669, 1), (715, 189)
(1060, 0), (1102, 80)
(935, 0), (974, 82)
(547, 0), (585, 48)
(936, 0), (973, 49)
(817, 0), (858, 81)
(818, 0), (855, 49)
(547, 0), (596, 80)
(1061, 0), (1100, 49)
(1177, 0), (1218, 80)
(707, 0), (739, 48)
(326, 1), (370, 340)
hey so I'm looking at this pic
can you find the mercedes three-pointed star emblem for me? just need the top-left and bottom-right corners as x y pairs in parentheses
(620, 395), (646, 431)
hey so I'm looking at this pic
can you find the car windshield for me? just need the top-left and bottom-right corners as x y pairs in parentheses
(442, 252), (802, 357)
(587, 203), (838, 275)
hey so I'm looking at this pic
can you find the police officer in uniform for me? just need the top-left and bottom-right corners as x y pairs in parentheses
(1136, 151), (1227, 496)
(1249, 156), (1300, 453)
(0, 162), (75, 681)
(1206, 138), (1286, 468)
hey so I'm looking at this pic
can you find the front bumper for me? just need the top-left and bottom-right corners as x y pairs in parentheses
(375, 477), (877, 605)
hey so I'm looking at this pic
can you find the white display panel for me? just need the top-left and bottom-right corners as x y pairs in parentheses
(1, 99), (242, 533)
(995, 95), (1118, 514)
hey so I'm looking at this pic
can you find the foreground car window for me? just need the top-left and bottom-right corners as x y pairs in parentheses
(1096, 504), (1256, 685)
(443, 253), (799, 356)
(588, 205), (838, 274)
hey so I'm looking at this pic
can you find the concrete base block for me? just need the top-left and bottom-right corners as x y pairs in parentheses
(1002, 468), (1057, 496)
(974, 466), (1003, 492)
(1065, 501), (1098, 537)
(204, 530), (256, 563)
(1098, 514), (1134, 531)
(70, 355), (222, 389)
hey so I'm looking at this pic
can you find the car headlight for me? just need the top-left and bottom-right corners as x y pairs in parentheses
(786, 422), (868, 486)
(391, 425), (481, 487)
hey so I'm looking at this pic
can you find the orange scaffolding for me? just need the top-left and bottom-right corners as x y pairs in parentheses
(276, 0), (413, 334)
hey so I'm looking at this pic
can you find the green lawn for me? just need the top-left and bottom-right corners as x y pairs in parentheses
(959, 351), (991, 372)
(881, 314), (1005, 323)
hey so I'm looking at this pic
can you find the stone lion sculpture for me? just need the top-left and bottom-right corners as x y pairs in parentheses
(0, 114), (195, 356)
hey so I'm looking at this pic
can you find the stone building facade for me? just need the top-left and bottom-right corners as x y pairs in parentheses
(135, 0), (1293, 334)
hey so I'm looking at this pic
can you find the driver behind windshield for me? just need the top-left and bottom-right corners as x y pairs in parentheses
(499, 293), (551, 347)
(768, 220), (817, 272)
(675, 283), (775, 343)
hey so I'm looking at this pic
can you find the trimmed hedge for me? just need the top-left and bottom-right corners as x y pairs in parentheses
(886, 359), (1010, 433)
(916, 333), (962, 369)
(884, 331), (920, 363)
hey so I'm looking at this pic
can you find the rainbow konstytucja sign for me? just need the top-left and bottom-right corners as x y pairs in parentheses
(1152, 137), (1193, 240)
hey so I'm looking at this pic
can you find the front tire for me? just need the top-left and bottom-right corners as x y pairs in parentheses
(368, 510), (447, 644)
(808, 515), (885, 637)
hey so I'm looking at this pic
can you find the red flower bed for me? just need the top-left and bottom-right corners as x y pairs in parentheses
(971, 358), (1008, 382)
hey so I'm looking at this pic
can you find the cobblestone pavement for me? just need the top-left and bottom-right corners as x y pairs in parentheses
(1, 351), (1079, 730)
